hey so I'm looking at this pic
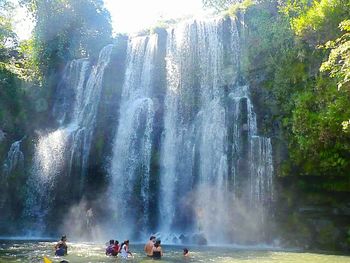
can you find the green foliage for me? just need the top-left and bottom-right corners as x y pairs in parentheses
(0, 66), (28, 136)
(225, 0), (254, 17)
(20, 0), (112, 76)
(17, 39), (42, 82)
(239, 0), (350, 181)
(280, 0), (312, 18)
(291, 83), (350, 175)
(203, 0), (236, 11)
(320, 20), (350, 90)
(284, 0), (350, 45)
(151, 17), (188, 33)
(343, 119), (350, 133)
(0, 0), (30, 134)
(241, 0), (307, 118)
(0, 0), (17, 62)
(241, 1), (294, 75)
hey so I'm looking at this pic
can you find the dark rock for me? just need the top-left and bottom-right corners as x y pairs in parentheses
(179, 234), (189, 244)
(192, 233), (207, 245)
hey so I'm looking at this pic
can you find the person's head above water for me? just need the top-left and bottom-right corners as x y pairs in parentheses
(124, 240), (129, 245)
(150, 236), (156, 241)
(183, 248), (189, 255)
(61, 235), (67, 241)
(154, 240), (161, 247)
(115, 240), (119, 245)
(109, 240), (114, 245)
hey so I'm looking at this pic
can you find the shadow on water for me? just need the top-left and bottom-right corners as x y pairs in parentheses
(0, 241), (350, 263)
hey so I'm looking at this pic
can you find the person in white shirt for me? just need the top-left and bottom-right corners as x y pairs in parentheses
(120, 240), (132, 259)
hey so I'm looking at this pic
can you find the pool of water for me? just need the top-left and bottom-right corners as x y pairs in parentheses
(0, 241), (349, 263)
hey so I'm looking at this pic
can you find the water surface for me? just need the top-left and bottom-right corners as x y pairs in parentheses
(0, 241), (349, 263)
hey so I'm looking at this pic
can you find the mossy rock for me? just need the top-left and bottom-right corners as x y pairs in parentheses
(314, 220), (340, 250)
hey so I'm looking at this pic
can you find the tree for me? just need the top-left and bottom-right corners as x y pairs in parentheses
(19, 0), (112, 76)
(320, 20), (350, 91)
(284, 0), (350, 46)
(0, 0), (17, 63)
(203, 0), (248, 11)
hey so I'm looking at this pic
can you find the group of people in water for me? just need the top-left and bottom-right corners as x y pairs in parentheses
(105, 239), (132, 259)
(105, 235), (189, 259)
(143, 236), (163, 259)
(54, 235), (189, 260)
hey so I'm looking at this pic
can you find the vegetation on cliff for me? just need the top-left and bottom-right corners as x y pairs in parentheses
(204, 0), (350, 186)
(204, 0), (350, 249)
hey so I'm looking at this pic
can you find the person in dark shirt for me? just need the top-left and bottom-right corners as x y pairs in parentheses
(54, 235), (68, 256)
(152, 240), (163, 259)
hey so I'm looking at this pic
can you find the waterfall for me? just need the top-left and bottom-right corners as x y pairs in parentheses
(109, 35), (157, 239)
(159, 18), (273, 243)
(24, 45), (114, 232)
(2, 140), (25, 178)
(1, 140), (24, 208)
(13, 16), (274, 243)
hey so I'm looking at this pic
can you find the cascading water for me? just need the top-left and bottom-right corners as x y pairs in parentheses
(2, 139), (25, 178)
(12, 16), (273, 244)
(1, 139), (25, 208)
(108, 35), (157, 240)
(159, 18), (273, 244)
(24, 45), (114, 233)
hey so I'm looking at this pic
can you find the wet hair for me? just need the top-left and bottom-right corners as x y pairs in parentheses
(150, 236), (156, 241)
(154, 240), (161, 247)
(183, 248), (189, 254)
(115, 240), (119, 245)
(109, 239), (114, 245)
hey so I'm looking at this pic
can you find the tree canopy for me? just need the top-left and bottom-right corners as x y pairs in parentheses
(19, 0), (112, 76)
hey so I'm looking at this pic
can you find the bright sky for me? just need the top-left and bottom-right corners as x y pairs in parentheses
(13, 0), (207, 39)
(12, 1), (33, 40)
(104, 0), (206, 34)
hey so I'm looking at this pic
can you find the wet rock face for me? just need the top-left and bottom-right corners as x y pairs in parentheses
(0, 129), (6, 142)
(0, 139), (26, 235)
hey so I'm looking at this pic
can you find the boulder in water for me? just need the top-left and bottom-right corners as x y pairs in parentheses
(179, 234), (189, 244)
(192, 233), (207, 245)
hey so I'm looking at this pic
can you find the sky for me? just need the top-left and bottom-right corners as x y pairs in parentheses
(12, 1), (33, 40)
(104, 0), (206, 34)
(13, 0), (207, 39)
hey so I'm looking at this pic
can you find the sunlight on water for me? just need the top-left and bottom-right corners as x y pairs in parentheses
(0, 241), (349, 263)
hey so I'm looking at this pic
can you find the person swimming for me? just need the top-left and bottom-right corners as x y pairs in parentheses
(54, 235), (68, 256)
(183, 248), (189, 257)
